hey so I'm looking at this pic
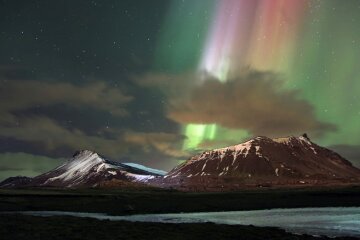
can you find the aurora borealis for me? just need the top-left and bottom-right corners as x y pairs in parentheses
(155, 0), (360, 156)
(180, 0), (308, 150)
(0, 0), (359, 179)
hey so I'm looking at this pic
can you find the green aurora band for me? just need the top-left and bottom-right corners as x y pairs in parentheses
(154, 0), (360, 155)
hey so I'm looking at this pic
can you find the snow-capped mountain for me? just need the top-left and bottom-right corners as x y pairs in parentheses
(2, 135), (360, 190)
(161, 134), (360, 190)
(0, 150), (165, 188)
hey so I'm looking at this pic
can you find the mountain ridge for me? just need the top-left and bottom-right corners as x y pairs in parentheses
(0, 150), (164, 188)
(158, 134), (360, 191)
(1, 134), (360, 191)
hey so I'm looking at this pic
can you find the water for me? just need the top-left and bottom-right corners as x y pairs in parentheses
(3, 207), (360, 237)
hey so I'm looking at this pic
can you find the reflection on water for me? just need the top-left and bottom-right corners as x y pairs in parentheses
(3, 207), (360, 237)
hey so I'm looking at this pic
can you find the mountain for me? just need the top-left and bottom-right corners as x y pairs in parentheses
(0, 176), (32, 188)
(2, 135), (360, 190)
(160, 134), (360, 191)
(0, 150), (165, 188)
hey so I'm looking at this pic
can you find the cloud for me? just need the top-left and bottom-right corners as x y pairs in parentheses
(123, 131), (187, 158)
(0, 79), (134, 157)
(132, 72), (197, 99)
(0, 68), (338, 174)
(197, 139), (243, 150)
(0, 80), (133, 125)
(0, 116), (129, 157)
(0, 115), (185, 160)
(0, 152), (64, 181)
(162, 70), (336, 137)
(0, 76), (186, 171)
(328, 144), (360, 168)
(0, 118), (186, 172)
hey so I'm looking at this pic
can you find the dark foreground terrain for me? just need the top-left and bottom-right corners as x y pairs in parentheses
(1, 186), (360, 215)
(0, 214), (358, 240)
(1, 186), (360, 239)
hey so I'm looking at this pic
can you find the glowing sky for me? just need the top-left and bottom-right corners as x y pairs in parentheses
(155, 0), (360, 154)
(185, 0), (307, 150)
(0, 0), (359, 179)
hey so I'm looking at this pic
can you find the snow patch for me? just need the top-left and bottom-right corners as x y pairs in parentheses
(273, 137), (292, 144)
(214, 140), (253, 158)
(125, 172), (155, 182)
(108, 171), (117, 175)
(46, 152), (105, 183)
(201, 162), (207, 171)
(123, 163), (167, 176)
(299, 136), (312, 145)
(310, 147), (317, 154)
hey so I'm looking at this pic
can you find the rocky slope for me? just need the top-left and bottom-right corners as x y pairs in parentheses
(0, 150), (164, 188)
(159, 134), (360, 191)
(0, 176), (33, 188)
(2, 134), (360, 191)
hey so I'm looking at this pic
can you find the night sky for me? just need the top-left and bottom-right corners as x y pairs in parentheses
(0, 0), (360, 180)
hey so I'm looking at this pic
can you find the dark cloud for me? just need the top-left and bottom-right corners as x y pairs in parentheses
(123, 131), (187, 158)
(0, 116), (128, 157)
(328, 144), (360, 168)
(133, 72), (196, 99)
(197, 139), (242, 150)
(0, 115), (185, 164)
(0, 78), (185, 171)
(0, 80), (133, 124)
(160, 70), (336, 138)
(0, 79), (130, 157)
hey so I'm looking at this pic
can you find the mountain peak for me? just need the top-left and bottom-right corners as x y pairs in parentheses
(0, 149), (165, 188)
(164, 134), (360, 191)
(301, 133), (310, 140)
(272, 134), (312, 146)
(72, 149), (97, 158)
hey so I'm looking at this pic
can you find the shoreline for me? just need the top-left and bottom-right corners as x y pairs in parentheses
(1, 187), (360, 239)
(1, 214), (358, 240)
